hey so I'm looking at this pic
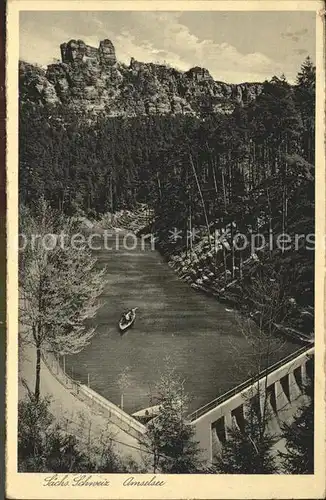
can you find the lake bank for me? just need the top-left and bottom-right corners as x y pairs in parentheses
(149, 223), (314, 346)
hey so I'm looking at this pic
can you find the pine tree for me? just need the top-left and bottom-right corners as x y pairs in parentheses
(295, 57), (316, 162)
(296, 56), (316, 90)
(144, 363), (204, 473)
(279, 379), (314, 474)
(213, 399), (278, 474)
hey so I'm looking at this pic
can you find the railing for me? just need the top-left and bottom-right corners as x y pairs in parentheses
(41, 350), (79, 390)
(41, 350), (146, 440)
(78, 384), (146, 440)
(188, 345), (314, 422)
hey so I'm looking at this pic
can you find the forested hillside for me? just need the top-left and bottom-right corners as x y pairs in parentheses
(19, 57), (315, 340)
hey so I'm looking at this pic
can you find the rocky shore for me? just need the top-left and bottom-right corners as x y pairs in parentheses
(152, 227), (314, 346)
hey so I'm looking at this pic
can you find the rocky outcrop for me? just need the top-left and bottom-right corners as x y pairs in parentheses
(19, 61), (60, 105)
(98, 39), (116, 66)
(185, 66), (214, 82)
(19, 39), (263, 117)
(60, 39), (116, 66)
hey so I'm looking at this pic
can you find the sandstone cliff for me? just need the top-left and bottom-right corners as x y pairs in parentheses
(19, 39), (263, 117)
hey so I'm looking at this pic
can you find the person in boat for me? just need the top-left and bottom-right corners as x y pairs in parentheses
(122, 310), (132, 323)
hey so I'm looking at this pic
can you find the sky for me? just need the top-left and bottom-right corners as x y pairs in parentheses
(19, 11), (315, 84)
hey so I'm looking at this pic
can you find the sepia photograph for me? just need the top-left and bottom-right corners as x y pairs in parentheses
(5, 1), (326, 498)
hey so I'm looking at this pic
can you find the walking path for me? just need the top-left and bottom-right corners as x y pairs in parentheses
(19, 343), (147, 467)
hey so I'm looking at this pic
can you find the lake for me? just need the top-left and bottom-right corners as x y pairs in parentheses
(66, 230), (300, 414)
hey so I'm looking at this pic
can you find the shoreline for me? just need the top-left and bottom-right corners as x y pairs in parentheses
(150, 233), (313, 347)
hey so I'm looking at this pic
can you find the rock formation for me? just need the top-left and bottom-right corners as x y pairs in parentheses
(60, 39), (116, 66)
(98, 39), (116, 66)
(19, 39), (263, 117)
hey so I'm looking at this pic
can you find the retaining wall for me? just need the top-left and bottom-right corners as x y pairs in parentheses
(42, 350), (146, 441)
(78, 384), (146, 440)
(190, 347), (314, 463)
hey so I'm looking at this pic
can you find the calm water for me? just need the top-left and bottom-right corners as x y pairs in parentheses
(67, 230), (299, 414)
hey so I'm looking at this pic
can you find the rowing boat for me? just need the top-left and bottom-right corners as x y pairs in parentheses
(119, 307), (138, 333)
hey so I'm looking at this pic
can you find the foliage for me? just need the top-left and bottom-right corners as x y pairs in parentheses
(19, 63), (315, 314)
(18, 393), (92, 472)
(18, 393), (127, 472)
(19, 198), (106, 401)
(295, 57), (315, 163)
(279, 378), (314, 474)
(143, 363), (204, 473)
(19, 59), (314, 221)
(213, 399), (278, 474)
